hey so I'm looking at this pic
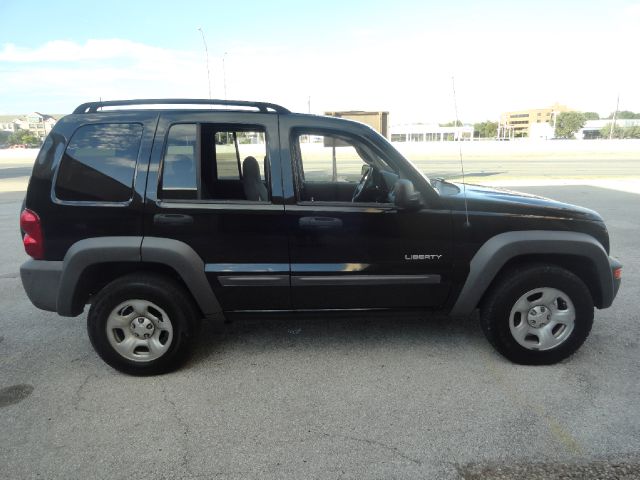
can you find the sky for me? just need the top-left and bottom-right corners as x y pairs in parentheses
(1, 0), (639, 124)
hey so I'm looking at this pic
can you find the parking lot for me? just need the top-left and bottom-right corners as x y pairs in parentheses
(1, 156), (639, 479)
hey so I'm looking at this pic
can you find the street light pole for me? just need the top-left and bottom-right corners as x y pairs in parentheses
(197, 27), (212, 101)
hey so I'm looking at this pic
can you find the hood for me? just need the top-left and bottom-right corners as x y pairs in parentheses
(449, 183), (604, 222)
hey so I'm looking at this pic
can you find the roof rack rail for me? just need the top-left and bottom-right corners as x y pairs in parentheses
(72, 98), (291, 114)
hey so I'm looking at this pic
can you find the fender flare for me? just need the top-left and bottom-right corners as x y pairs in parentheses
(57, 236), (222, 317)
(449, 230), (614, 317)
(140, 237), (222, 316)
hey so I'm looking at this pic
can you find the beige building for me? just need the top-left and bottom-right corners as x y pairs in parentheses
(0, 113), (58, 140)
(26, 112), (57, 139)
(500, 103), (569, 138)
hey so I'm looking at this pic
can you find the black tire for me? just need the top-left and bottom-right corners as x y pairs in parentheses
(87, 273), (200, 375)
(480, 264), (594, 365)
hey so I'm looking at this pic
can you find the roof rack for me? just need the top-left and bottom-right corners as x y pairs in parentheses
(72, 98), (291, 114)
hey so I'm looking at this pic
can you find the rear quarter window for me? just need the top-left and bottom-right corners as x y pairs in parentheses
(54, 123), (143, 202)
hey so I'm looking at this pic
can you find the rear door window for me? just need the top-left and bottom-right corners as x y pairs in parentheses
(213, 131), (267, 180)
(159, 124), (269, 202)
(54, 123), (142, 202)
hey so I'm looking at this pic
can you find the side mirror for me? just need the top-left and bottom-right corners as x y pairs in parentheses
(393, 179), (422, 210)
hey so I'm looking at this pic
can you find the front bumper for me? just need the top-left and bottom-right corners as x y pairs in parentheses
(20, 259), (63, 313)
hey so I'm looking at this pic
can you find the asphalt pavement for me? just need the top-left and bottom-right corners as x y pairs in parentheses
(0, 182), (639, 479)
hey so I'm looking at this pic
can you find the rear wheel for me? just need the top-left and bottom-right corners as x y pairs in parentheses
(87, 273), (199, 375)
(480, 264), (594, 365)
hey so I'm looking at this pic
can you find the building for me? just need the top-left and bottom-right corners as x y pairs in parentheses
(0, 113), (58, 140)
(500, 103), (569, 138)
(577, 119), (640, 139)
(325, 111), (389, 138)
(0, 116), (23, 133)
(26, 112), (57, 139)
(390, 123), (474, 142)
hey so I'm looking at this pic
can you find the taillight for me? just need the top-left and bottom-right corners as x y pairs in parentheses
(20, 209), (44, 259)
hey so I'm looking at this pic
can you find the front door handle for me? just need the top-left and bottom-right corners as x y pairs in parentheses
(299, 216), (343, 231)
(154, 213), (194, 226)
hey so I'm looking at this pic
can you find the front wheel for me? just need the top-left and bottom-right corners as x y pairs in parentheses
(87, 273), (199, 375)
(480, 264), (594, 365)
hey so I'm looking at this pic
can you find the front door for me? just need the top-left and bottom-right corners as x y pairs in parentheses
(280, 118), (453, 310)
(145, 112), (290, 311)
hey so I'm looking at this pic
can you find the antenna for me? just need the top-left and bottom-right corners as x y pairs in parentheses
(452, 77), (470, 227)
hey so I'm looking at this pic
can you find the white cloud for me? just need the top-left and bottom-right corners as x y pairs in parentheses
(0, 39), (212, 112)
(624, 2), (640, 18)
(0, 35), (638, 121)
(0, 39), (196, 63)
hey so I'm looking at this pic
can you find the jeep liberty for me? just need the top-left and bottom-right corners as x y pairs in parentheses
(19, 99), (622, 374)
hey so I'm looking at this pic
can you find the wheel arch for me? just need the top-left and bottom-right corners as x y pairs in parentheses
(479, 254), (602, 309)
(57, 236), (222, 318)
(449, 231), (614, 317)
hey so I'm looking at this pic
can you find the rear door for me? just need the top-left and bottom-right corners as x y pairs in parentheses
(144, 111), (290, 311)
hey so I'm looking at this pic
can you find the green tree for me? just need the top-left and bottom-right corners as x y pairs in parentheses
(0, 131), (11, 144)
(7, 129), (39, 146)
(625, 126), (640, 138)
(599, 123), (624, 139)
(555, 111), (586, 139)
(583, 112), (600, 120)
(473, 121), (498, 138)
(608, 110), (640, 119)
(439, 120), (463, 127)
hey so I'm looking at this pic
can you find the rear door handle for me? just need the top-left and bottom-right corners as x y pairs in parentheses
(299, 216), (343, 231)
(154, 213), (194, 225)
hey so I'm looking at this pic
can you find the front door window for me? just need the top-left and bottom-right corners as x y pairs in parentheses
(293, 131), (399, 204)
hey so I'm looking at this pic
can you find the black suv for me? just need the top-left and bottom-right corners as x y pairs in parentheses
(20, 99), (622, 375)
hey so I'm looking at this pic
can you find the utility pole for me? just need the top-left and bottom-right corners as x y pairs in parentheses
(197, 27), (212, 101)
(609, 94), (620, 140)
(222, 52), (228, 100)
(308, 96), (311, 114)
